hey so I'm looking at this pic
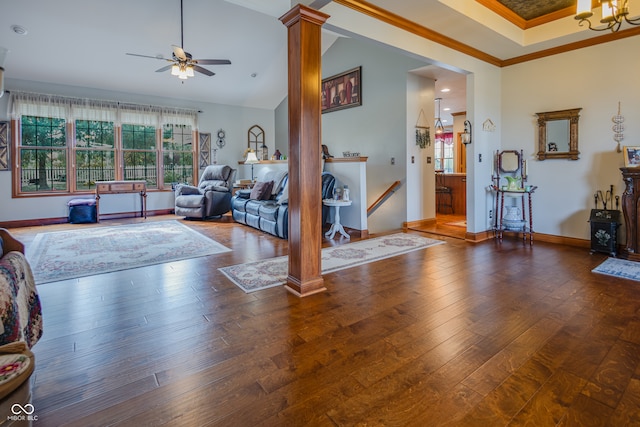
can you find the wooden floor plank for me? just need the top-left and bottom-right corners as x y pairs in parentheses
(3, 214), (637, 425)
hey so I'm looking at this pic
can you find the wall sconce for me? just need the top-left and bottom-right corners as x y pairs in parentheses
(461, 120), (472, 145)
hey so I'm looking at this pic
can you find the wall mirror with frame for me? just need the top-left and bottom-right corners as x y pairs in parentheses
(536, 108), (581, 160)
(499, 150), (520, 173)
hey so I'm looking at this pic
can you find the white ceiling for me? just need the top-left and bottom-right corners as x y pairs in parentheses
(1, 0), (636, 124)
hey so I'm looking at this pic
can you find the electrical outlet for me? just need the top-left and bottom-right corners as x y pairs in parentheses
(479, 153), (482, 162)
(489, 209), (493, 219)
(411, 156), (415, 164)
(427, 156), (432, 164)
(391, 157), (395, 165)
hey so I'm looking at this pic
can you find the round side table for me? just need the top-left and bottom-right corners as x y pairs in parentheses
(323, 199), (353, 239)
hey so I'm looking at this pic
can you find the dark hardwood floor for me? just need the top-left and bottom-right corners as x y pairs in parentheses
(9, 215), (640, 426)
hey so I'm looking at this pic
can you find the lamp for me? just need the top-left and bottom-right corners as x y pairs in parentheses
(244, 150), (260, 182)
(461, 119), (472, 145)
(576, 0), (640, 32)
(434, 98), (445, 135)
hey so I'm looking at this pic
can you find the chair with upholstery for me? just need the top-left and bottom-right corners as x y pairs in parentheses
(435, 169), (453, 214)
(174, 165), (237, 219)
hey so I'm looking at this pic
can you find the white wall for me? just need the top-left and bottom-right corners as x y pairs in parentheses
(501, 36), (640, 240)
(321, 1), (502, 235)
(320, 37), (429, 233)
(406, 74), (436, 223)
(0, 79), (274, 222)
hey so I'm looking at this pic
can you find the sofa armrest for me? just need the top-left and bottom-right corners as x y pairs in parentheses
(0, 229), (24, 255)
(235, 189), (252, 199)
(175, 184), (201, 196)
(204, 185), (231, 193)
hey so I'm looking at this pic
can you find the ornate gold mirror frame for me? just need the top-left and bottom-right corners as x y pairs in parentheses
(536, 108), (581, 160)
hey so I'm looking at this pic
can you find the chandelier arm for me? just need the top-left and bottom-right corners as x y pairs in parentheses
(624, 15), (640, 25)
(577, 17), (614, 31)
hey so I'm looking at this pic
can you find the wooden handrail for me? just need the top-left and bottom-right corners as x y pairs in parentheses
(367, 180), (401, 216)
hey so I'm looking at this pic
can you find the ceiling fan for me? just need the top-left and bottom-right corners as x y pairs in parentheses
(126, 0), (230, 80)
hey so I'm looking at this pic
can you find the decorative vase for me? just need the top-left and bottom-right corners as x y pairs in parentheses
(503, 206), (525, 230)
(504, 176), (521, 191)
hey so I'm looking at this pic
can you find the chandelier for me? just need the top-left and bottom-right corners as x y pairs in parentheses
(576, 0), (640, 32)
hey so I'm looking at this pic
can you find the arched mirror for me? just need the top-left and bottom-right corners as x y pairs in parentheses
(247, 125), (265, 153)
(536, 108), (581, 160)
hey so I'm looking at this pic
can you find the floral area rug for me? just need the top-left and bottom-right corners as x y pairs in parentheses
(592, 257), (640, 282)
(219, 233), (444, 293)
(27, 221), (231, 284)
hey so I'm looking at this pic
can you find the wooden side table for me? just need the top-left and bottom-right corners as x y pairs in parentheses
(323, 199), (352, 239)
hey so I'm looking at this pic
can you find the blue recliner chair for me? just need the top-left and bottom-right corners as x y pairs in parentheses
(174, 165), (237, 219)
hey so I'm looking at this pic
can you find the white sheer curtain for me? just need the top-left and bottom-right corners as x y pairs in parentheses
(9, 91), (197, 128)
(119, 103), (160, 127)
(10, 92), (73, 120)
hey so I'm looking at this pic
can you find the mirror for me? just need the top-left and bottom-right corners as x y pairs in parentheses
(499, 150), (520, 173)
(536, 108), (581, 160)
(247, 125), (265, 153)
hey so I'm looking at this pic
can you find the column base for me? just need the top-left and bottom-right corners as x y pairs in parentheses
(285, 275), (326, 298)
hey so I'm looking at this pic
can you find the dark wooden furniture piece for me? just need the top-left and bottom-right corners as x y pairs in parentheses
(589, 209), (621, 256)
(620, 167), (640, 260)
(95, 180), (147, 221)
(495, 187), (536, 245)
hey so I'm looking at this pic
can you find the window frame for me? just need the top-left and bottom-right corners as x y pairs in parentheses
(10, 95), (198, 198)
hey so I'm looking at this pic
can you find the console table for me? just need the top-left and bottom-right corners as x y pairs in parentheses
(95, 180), (147, 221)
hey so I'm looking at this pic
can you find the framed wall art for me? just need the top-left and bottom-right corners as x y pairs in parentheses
(321, 66), (361, 114)
(623, 146), (640, 168)
(0, 121), (8, 171)
(199, 132), (211, 168)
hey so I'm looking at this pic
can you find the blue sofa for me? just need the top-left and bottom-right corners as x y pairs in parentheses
(231, 172), (335, 239)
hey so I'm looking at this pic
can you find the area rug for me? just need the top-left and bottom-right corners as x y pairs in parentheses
(219, 233), (444, 293)
(592, 257), (640, 282)
(27, 221), (231, 284)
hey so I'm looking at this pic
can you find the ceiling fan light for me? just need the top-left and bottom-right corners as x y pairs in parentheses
(171, 64), (180, 76)
(178, 72), (188, 80)
(186, 66), (194, 77)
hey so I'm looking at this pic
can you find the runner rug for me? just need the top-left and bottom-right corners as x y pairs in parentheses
(27, 220), (231, 284)
(219, 233), (444, 293)
(592, 257), (640, 282)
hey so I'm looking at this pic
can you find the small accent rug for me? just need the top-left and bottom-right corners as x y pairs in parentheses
(27, 221), (231, 284)
(219, 233), (444, 293)
(592, 257), (640, 282)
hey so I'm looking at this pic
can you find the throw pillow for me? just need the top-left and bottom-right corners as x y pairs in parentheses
(250, 181), (274, 200)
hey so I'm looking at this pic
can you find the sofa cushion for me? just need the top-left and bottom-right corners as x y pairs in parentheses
(259, 202), (279, 222)
(198, 165), (232, 191)
(250, 181), (274, 200)
(174, 194), (205, 208)
(277, 182), (289, 205)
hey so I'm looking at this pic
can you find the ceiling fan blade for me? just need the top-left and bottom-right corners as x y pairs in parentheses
(172, 45), (187, 61)
(155, 65), (173, 73)
(126, 53), (165, 60)
(193, 59), (231, 65)
(193, 65), (214, 76)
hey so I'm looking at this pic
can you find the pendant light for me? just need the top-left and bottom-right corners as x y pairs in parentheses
(434, 98), (445, 135)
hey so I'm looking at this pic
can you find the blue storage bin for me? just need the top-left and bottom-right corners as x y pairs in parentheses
(68, 198), (97, 224)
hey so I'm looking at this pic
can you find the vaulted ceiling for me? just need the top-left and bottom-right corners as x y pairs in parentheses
(1, 0), (637, 120)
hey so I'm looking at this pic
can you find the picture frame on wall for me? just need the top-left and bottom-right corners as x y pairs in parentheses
(623, 146), (640, 168)
(321, 66), (361, 114)
(199, 132), (211, 168)
(0, 121), (9, 171)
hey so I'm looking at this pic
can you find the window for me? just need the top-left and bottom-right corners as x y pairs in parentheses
(162, 124), (193, 186)
(75, 120), (115, 190)
(10, 92), (197, 196)
(19, 116), (68, 193)
(122, 124), (158, 187)
(434, 132), (454, 173)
